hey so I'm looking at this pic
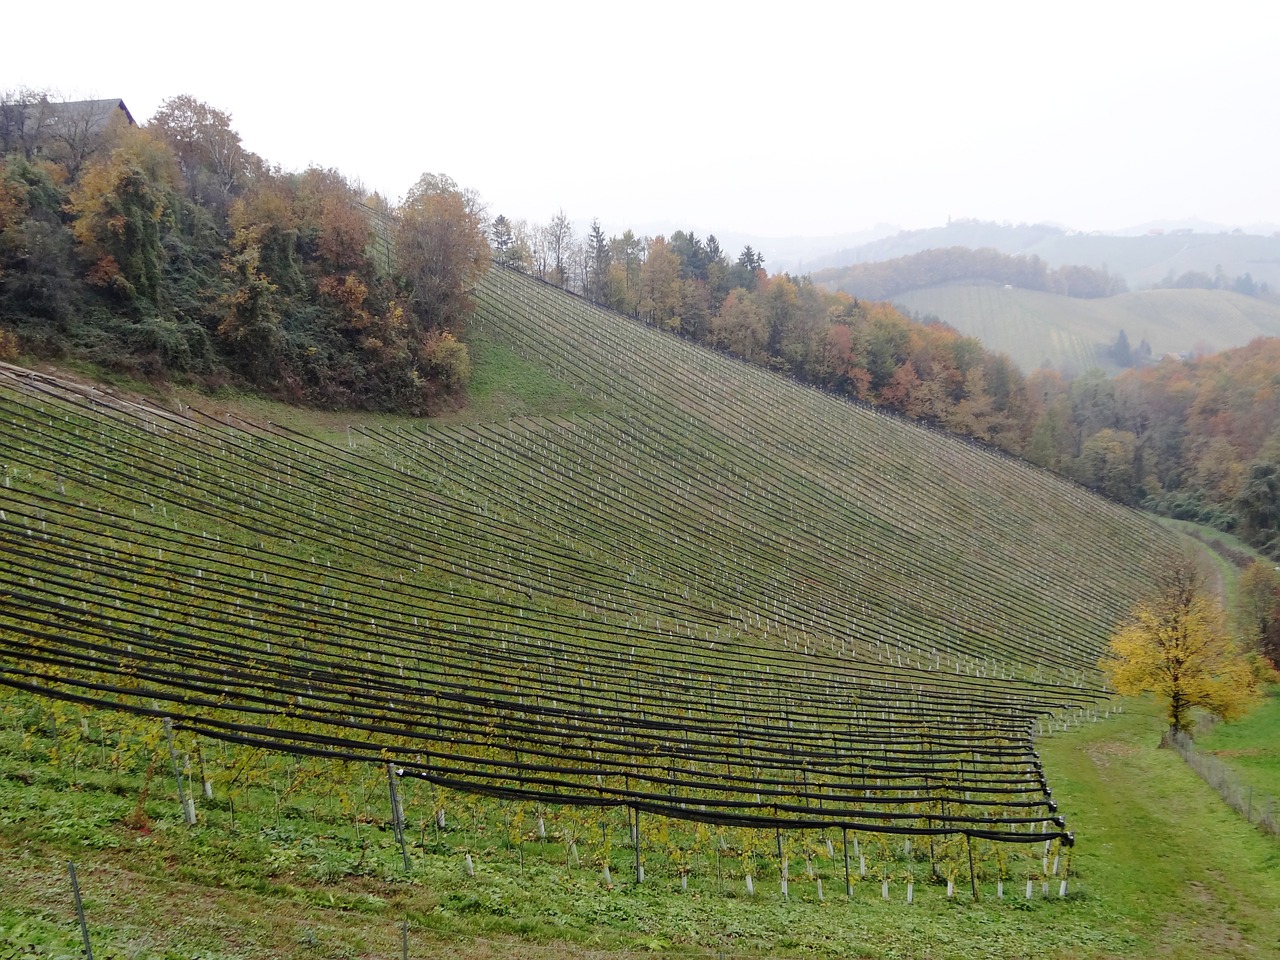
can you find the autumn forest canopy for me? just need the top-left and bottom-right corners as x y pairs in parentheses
(6, 90), (1280, 564)
(0, 93), (481, 413)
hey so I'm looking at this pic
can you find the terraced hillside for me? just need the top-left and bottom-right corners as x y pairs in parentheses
(892, 283), (1280, 374)
(0, 267), (1180, 885)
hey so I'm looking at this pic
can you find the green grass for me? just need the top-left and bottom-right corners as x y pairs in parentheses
(2, 693), (1277, 959)
(891, 284), (1280, 374)
(1198, 686), (1280, 802)
(1038, 694), (1280, 959)
(1155, 518), (1268, 605)
(463, 334), (601, 420)
(8, 331), (598, 451)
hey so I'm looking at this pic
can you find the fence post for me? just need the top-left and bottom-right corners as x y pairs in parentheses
(843, 828), (851, 897)
(966, 833), (979, 901)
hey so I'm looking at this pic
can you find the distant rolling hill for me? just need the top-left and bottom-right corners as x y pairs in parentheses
(891, 284), (1280, 374)
(808, 220), (1280, 291)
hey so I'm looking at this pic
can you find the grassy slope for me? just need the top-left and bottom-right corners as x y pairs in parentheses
(1, 272), (1275, 958)
(1028, 232), (1280, 291)
(1038, 695), (1280, 960)
(3, 696), (1277, 959)
(1198, 687), (1280, 802)
(891, 285), (1280, 374)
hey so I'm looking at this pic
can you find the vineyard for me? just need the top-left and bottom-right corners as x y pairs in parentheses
(0, 267), (1188, 951)
(891, 283), (1280, 375)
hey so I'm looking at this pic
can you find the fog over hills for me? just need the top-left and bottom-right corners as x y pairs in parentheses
(794, 220), (1280, 289)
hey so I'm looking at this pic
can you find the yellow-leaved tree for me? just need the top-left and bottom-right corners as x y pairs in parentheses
(1099, 559), (1265, 741)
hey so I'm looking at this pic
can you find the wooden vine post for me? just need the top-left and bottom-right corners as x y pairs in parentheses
(843, 828), (852, 897)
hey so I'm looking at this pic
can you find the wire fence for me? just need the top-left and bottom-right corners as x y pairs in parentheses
(1170, 731), (1278, 835)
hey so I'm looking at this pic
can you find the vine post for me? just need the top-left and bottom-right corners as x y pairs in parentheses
(163, 718), (196, 827)
(387, 763), (410, 871)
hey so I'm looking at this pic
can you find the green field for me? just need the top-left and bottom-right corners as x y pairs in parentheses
(1199, 686), (1280, 804)
(2, 693), (1277, 959)
(891, 284), (1280, 374)
(2, 267), (1273, 958)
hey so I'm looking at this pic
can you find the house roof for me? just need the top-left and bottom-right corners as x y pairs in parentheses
(35, 98), (136, 135)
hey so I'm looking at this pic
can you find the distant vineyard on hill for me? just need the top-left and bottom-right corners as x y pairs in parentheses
(891, 284), (1280, 374)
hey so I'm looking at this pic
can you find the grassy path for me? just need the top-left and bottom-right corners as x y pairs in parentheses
(1038, 695), (1280, 959)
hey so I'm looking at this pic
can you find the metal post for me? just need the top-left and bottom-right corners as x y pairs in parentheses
(966, 833), (979, 901)
(387, 763), (410, 871)
(163, 718), (195, 826)
(68, 861), (93, 960)
(843, 828), (851, 896)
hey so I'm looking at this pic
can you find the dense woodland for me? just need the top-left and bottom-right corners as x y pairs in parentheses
(0, 92), (483, 413)
(7, 91), (1280, 572)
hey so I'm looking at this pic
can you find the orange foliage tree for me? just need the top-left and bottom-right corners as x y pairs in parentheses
(66, 125), (180, 304)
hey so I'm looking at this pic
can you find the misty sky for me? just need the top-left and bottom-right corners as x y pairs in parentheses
(7, 1), (1277, 240)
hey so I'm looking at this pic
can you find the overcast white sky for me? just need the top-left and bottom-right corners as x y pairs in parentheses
(7, 1), (1278, 241)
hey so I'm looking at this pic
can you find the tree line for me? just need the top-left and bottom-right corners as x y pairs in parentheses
(506, 206), (1280, 575)
(811, 247), (1129, 301)
(491, 213), (1046, 452)
(0, 91), (486, 413)
(0, 93), (1053, 458)
(1031, 338), (1280, 557)
(1153, 267), (1272, 299)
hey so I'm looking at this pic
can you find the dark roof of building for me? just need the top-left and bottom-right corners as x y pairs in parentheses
(36, 98), (136, 134)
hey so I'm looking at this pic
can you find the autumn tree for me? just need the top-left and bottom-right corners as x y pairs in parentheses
(605, 229), (644, 314)
(709, 288), (767, 362)
(638, 236), (681, 330)
(1235, 561), (1280, 663)
(228, 170), (299, 271)
(67, 123), (180, 305)
(217, 240), (280, 381)
(394, 172), (490, 332)
(293, 166), (372, 276)
(1100, 559), (1264, 740)
(149, 95), (254, 211)
(0, 154), (77, 323)
(1076, 428), (1139, 502)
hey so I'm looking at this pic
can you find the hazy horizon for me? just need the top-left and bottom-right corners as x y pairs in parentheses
(6, 1), (1278, 243)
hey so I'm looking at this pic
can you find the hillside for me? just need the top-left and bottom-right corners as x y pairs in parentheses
(0, 268), (1221, 956)
(891, 284), (1280, 375)
(808, 220), (1280, 291)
